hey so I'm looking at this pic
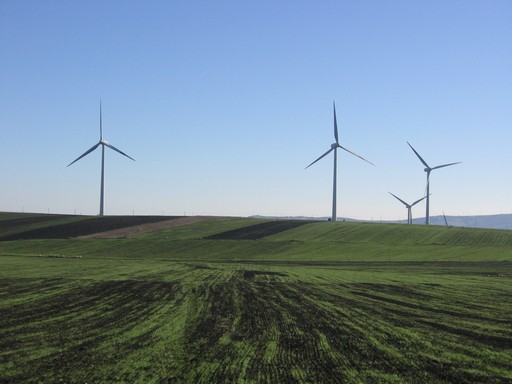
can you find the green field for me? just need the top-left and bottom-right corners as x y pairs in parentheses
(1, 213), (511, 383)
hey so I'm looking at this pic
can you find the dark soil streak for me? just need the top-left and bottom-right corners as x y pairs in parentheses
(351, 289), (503, 324)
(205, 220), (316, 240)
(0, 214), (74, 231)
(0, 216), (179, 241)
(418, 319), (512, 349)
(0, 279), (181, 383)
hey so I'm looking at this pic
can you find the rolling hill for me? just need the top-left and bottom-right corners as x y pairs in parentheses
(252, 213), (512, 230)
(0, 212), (511, 383)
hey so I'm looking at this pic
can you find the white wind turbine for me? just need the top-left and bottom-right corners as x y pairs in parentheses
(388, 192), (427, 224)
(407, 142), (460, 225)
(68, 103), (135, 216)
(306, 101), (374, 222)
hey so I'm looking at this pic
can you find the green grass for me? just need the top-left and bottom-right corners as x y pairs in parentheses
(0, 214), (511, 383)
(268, 220), (512, 246)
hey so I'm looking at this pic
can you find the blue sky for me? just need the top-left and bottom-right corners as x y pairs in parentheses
(1, 0), (511, 220)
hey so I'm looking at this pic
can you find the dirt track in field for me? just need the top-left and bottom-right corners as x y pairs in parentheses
(78, 216), (219, 239)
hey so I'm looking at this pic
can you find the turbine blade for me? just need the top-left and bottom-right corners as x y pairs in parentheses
(333, 101), (339, 144)
(411, 195), (428, 207)
(388, 192), (409, 207)
(305, 147), (334, 169)
(99, 101), (103, 140)
(407, 141), (429, 169)
(432, 161), (461, 170)
(67, 142), (101, 167)
(338, 145), (375, 166)
(104, 142), (135, 161)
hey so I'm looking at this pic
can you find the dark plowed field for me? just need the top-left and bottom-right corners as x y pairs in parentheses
(1, 267), (511, 383)
(205, 220), (316, 240)
(0, 214), (72, 228)
(0, 216), (180, 241)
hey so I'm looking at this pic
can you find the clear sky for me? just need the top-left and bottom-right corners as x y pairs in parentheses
(1, 0), (511, 220)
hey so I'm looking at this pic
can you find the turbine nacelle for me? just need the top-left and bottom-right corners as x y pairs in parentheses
(331, 143), (339, 149)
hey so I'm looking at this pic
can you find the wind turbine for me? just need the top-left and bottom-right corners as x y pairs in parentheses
(407, 142), (460, 225)
(442, 211), (449, 227)
(68, 103), (135, 216)
(306, 101), (374, 222)
(388, 192), (427, 224)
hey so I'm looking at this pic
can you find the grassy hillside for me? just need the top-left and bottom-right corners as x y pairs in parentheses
(0, 214), (511, 383)
(2, 214), (512, 262)
(268, 221), (512, 246)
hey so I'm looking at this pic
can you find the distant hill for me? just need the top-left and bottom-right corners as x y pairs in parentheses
(250, 214), (512, 231)
(412, 214), (512, 230)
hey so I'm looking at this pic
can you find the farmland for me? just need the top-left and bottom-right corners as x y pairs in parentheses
(0, 213), (511, 383)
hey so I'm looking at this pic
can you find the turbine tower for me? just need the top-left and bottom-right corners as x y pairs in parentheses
(306, 101), (374, 222)
(388, 192), (427, 224)
(407, 142), (460, 225)
(68, 103), (135, 216)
